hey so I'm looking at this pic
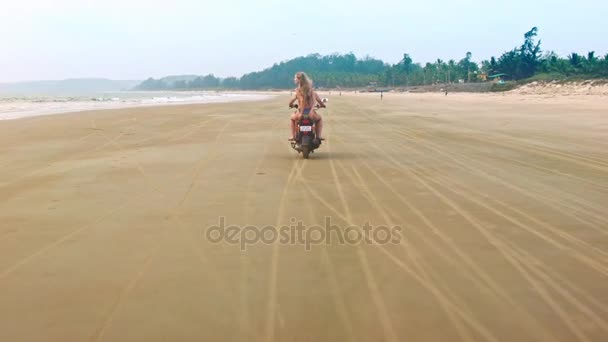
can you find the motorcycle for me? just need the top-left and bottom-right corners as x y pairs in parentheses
(289, 99), (326, 159)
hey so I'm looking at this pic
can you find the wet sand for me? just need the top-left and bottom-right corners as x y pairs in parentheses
(1, 93), (607, 341)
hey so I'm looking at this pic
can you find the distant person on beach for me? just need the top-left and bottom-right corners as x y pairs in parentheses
(381, 91), (383, 100)
(288, 72), (325, 141)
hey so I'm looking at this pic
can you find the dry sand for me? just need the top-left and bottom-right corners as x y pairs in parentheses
(510, 80), (608, 96)
(0, 93), (607, 341)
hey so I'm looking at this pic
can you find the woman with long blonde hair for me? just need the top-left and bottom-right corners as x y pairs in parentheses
(288, 72), (325, 141)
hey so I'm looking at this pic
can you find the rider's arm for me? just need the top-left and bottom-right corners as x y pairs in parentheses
(289, 88), (299, 108)
(288, 96), (297, 108)
(314, 92), (326, 108)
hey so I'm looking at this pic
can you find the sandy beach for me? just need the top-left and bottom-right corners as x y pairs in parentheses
(1, 92), (607, 341)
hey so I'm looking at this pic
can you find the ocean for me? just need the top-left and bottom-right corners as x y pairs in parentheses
(0, 91), (274, 120)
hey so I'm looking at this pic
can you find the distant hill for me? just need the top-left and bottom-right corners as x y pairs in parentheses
(134, 53), (388, 90)
(158, 75), (199, 86)
(0, 78), (141, 96)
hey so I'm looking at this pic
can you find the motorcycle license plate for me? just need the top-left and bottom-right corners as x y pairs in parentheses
(300, 126), (312, 132)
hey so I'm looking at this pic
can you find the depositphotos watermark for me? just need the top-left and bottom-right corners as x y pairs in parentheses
(205, 217), (402, 251)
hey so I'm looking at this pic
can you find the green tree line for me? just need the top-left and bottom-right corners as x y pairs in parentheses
(135, 27), (608, 91)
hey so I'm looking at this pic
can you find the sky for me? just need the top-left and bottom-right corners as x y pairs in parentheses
(1, 0), (607, 82)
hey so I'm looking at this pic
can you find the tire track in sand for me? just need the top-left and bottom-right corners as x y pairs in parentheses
(358, 105), (607, 223)
(341, 162), (493, 342)
(323, 121), (400, 342)
(91, 116), (238, 341)
(264, 157), (305, 342)
(393, 126), (608, 230)
(334, 115), (559, 341)
(361, 113), (608, 265)
(297, 177), (358, 341)
(422, 171), (608, 335)
(367, 141), (596, 342)
(237, 116), (283, 340)
(389, 130), (608, 269)
(352, 158), (558, 342)
(408, 117), (608, 172)
(365, 107), (608, 232)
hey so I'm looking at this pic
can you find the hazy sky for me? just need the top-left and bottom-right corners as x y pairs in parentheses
(2, 0), (607, 82)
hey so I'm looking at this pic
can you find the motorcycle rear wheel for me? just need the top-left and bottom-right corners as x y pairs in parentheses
(302, 146), (310, 159)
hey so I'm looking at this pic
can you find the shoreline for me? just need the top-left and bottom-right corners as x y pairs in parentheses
(0, 92), (278, 121)
(3, 89), (608, 124)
